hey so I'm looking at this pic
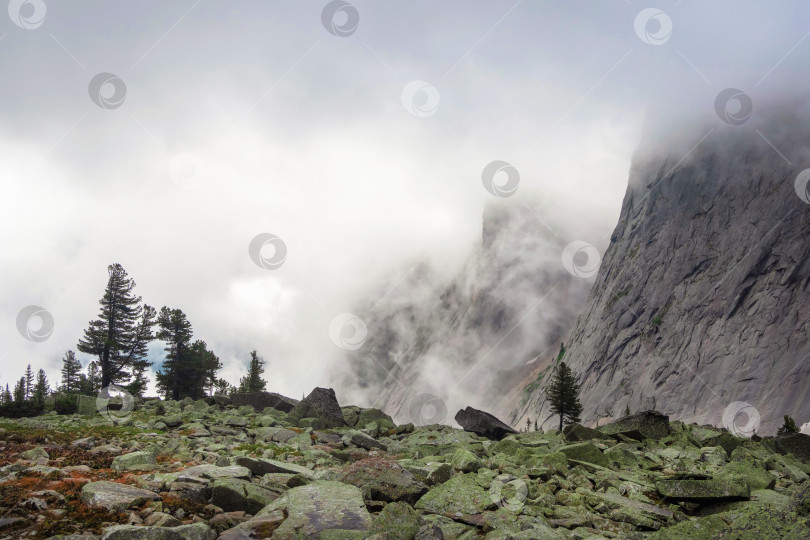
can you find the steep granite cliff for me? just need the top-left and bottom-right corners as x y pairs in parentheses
(517, 104), (810, 435)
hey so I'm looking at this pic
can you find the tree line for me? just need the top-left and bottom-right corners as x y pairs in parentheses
(1, 263), (268, 417)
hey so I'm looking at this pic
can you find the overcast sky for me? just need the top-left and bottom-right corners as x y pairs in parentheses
(2, 1), (809, 402)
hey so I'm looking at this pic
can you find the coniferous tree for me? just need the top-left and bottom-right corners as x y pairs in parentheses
(188, 340), (222, 398)
(13, 377), (26, 403)
(3, 384), (11, 404)
(77, 263), (156, 388)
(238, 350), (267, 393)
(213, 378), (231, 396)
(126, 363), (149, 398)
(155, 307), (203, 400)
(777, 415), (800, 436)
(61, 350), (83, 393)
(82, 361), (102, 395)
(24, 364), (34, 400)
(545, 361), (583, 431)
(34, 369), (49, 405)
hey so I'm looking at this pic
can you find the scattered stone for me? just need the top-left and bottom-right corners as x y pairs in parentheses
(598, 411), (670, 441)
(256, 481), (372, 537)
(233, 456), (315, 478)
(414, 473), (496, 515)
(210, 478), (279, 514)
(81, 481), (161, 512)
(337, 457), (428, 504)
(101, 523), (216, 540)
(112, 451), (157, 471)
(563, 423), (605, 441)
(560, 442), (609, 467)
(454, 406), (518, 440)
(655, 477), (750, 501)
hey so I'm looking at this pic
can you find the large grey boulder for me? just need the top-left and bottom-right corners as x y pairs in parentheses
(454, 406), (517, 440)
(112, 451), (157, 471)
(337, 457), (428, 504)
(286, 387), (346, 428)
(598, 411), (670, 441)
(81, 481), (161, 512)
(255, 481), (372, 537)
(101, 523), (215, 540)
(210, 478), (279, 515)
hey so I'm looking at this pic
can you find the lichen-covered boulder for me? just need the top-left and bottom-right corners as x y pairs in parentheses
(655, 477), (750, 501)
(286, 387), (346, 428)
(370, 501), (422, 539)
(210, 478), (278, 514)
(101, 523), (215, 540)
(256, 481), (372, 538)
(81, 481), (161, 512)
(337, 457), (428, 504)
(414, 473), (496, 515)
(112, 451), (157, 471)
(598, 411), (670, 441)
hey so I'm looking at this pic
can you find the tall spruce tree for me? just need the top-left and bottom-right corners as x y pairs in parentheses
(77, 264), (156, 388)
(24, 364), (34, 400)
(13, 377), (25, 403)
(34, 369), (49, 405)
(82, 361), (102, 395)
(188, 340), (222, 399)
(238, 350), (267, 393)
(545, 361), (583, 431)
(61, 350), (83, 393)
(155, 307), (193, 400)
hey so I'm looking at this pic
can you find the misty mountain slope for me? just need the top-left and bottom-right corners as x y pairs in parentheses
(516, 105), (810, 435)
(339, 201), (593, 426)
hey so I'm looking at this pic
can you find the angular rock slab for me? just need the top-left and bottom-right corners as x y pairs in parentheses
(233, 456), (315, 478)
(230, 391), (298, 413)
(81, 481), (161, 512)
(414, 473), (496, 515)
(454, 406), (518, 441)
(337, 457), (428, 504)
(287, 387), (346, 428)
(598, 411), (670, 441)
(655, 477), (750, 501)
(210, 478), (279, 515)
(256, 481), (372, 537)
(101, 522), (216, 540)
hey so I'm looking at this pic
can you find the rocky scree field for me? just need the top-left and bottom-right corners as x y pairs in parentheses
(0, 389), (808, 539)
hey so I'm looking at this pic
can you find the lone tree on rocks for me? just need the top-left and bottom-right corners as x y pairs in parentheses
(238, 350), (267, 393)
(777, 415), (799, 436)
(77, 264), (156, 389)
(546, 361), (582, 431)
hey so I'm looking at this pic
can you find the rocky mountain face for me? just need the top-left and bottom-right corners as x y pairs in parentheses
(341, 201), (592, 428)
(1, 391), (810, 538)
(515, 105), (810, 435)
